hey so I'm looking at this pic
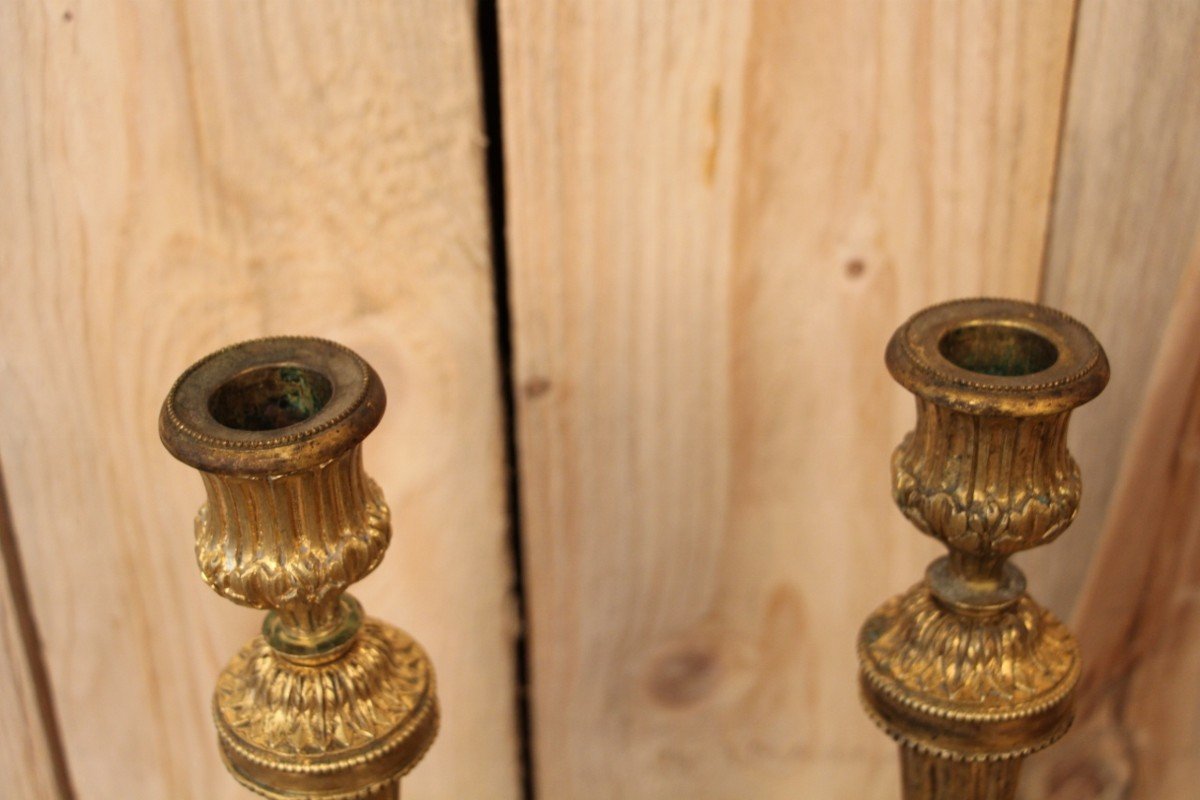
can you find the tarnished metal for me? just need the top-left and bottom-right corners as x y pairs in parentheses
(161, 337), (436, 800)
(858, 298), (1109, 799)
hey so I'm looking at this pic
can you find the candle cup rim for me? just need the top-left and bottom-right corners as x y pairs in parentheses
(160, 336), (385, 475)
(886, 297), (1109, 416)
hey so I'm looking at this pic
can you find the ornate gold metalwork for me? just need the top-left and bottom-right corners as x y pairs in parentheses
(858, 299), (1108, 799)
(161, 337), (437, 800)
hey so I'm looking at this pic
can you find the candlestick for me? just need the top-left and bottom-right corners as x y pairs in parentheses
(858, 299), (1108, 799)
(161, 337), (437, 799)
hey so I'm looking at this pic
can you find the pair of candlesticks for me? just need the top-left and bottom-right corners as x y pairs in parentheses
(159, 298), (1108, 799)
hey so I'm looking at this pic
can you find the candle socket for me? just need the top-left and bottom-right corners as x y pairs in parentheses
(161, 337), (437, 800)
(858, 299), (1108, 799)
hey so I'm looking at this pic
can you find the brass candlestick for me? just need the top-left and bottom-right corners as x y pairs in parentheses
(858, 299), (1108, 799)
(161, 337), (438, 800)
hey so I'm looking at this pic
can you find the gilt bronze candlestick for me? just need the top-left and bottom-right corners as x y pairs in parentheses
(161, 337), (438, 800)
(858, 299), (1108, 799)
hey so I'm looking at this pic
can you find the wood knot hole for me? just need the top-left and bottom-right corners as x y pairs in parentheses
(647, 646), (719, 709)
(522, 376), (552, 399)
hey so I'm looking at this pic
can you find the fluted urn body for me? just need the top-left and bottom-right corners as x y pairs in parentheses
(858, 299), (1108, 799)
(161, 337), (437, 800)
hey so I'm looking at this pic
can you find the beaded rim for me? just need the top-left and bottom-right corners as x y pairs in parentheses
(887, 297), (1109, 416)
(896, 298), (1101, 393)
(163, 336), (371, 450)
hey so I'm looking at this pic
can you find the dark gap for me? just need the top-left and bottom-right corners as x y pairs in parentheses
(476, 2), (536, 798)
(1037, 0), (1085, 303)
(0, 461), (78, 799)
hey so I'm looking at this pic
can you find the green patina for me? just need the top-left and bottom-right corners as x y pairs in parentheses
(938, 323), (1058, 377)
(209, 365), (333, 431)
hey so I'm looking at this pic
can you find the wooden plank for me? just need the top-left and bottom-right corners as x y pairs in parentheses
(0, 598), (61, 799)
(1027, 0), (1200, 615)
(1021, 249), (1200, 799)
(0, 473), (70, 800)
(0, 2), (519, 797)
(500, 1), (1074, 796)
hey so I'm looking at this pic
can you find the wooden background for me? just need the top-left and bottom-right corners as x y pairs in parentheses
(1, 1), (1197, 798)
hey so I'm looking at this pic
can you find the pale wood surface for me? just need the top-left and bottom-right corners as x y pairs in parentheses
(0, 478), (67, 800)
(1025, 0), (1200, 616)
(0, 596), (61, 800)
(0, 2), (518, 798)
(1022, 251), (1200, 799)
(0, 601), (60, 800)
(500, 2), (1074, 796)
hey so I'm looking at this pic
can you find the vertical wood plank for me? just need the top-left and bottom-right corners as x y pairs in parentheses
(500, 2), (1074, 796)
(0, 603), (62, 800)
(0, 2), (519, 797)
(0, 474), (70, 800)
(1021, 251), (1200, 799)
(1027, 0), (1200, 615)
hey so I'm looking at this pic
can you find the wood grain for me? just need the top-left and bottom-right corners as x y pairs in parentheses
(500, 1), (1074, 796)
(0, 2), (518, 797)
(0, 600), (62, 800)
(1021, 249), (1200, 799)
(1026, 0), (1200, 616)
(0, 472), (70, 800)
